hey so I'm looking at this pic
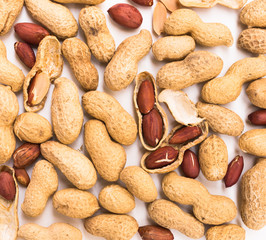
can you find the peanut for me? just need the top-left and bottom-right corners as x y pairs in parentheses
(21, 160), (58, 217)
(199, 135), (228, 181)
(51, 77), (83, 145)
(104, 29), (152, 91)
(0, 171), (16, 201)
(148, 199), (205, 239)
(201, 55), (266, 104)
(0, 40), (25, 92)
(164, 9), (233, 47)
(138, 225), (174, 240)
(224, 155), (244, 188)
(152, 2), (167, 35)
(84, 214), (138, 240)
(24, 0), (78, 39)
(98, 184), (135, 214)
(156, 51), (223, 90)
(14, 112), (53, 144)
(82, 91), (137, 146)
(196, 101), (244, 136)
(14, 23), (50, 45)
(238, 28), (266, 54)
(160, 0), (180, 12)
(0, 85), (18, 164)
(23, 36), (63, 112)
(14, 168), (30, 187)
(239, 129), (266, 157)
(0, 166), (18, 240)
(168, 126), (202, 144)
(18, 223), (82, 240)
(14, 42), (36, 68)
(84, 120), (126, 182)
(181, 149), (200, 179)
(134, 72), (168, 151)
(248, 109), (266, 125)
(162, 172), (237, 224)
(53, 188), (99, 218)
(246, 78), (266, 109)
(108, 3), (143, 29)
(152, 36), (195, 61)
(41, 141), (97, 190)
(0, 0), (24, 36)
(13, 143), (40, 168)
(62, 37), (98, 91)
(240, 0), (266, 28)
(79, 6), (115, 63)
(132, 0), (153, 6)
(206, 224), (245, 240)
(240, 158), (266, 230)
(120, 166), (157, 202)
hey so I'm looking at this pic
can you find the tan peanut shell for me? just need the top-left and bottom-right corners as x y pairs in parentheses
(84, 120), (126, 182)
(133, 72), (168, 151)
(84, 214), (138, 240)
(0, 165), (19, 240)
(238, 28), (266, 54)
(239, 129), (266, 157)
(0, 40), (25, 92)
(206, 224), (245, 240)
(152, 36), (195, 61)
(240, 0), (266, 28)
(201, 54), (266, 104)
(148, 199), (205, 239)
(199, 135), (228, 181)
(0, 85), (18, 164)
(21, 160), (58, 217)
(104, 29), (152, 91)
(54, 0), (104, 3)
(156, 51), (223, 90)
(62, 38), (98, 91)
(82, 91), (137, 146)
(52, 77), (83, 145)
(41, 141), (97, 190)
(25, 0), (78, 39)
(162, 172), (237, 225)
(53, 188), (99, 218)
(179, 0), (247, 9)
(79, 6), (115, 63)
(246, 78), (266, 109)
(240, 159), (266, 230)
(164, 9), (233, 47)
(98, 184), (135, 214)
(0, 0), (24, 36)
(18, 223), (82, 240)
(120, 166), (157, 202)
(141, 122), (209, 174)
(23, 36), (63, 112)
(14, 112), (53, 144)
(196, 101), (244, 136)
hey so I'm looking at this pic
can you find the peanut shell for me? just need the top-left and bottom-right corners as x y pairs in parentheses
(52, 77), (83, 145)
(246, 78), (266, 109)
(84, 120), (126, 182)
(84, 214), (138, 240)
(53, 188), (99, 219)
(206, 224), (245, 240)
(98, 184), (135, 214)
(120, 166), (157, 202)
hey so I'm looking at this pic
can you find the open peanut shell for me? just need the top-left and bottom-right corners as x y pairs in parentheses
(141, 90), (208, 174)
(134, 71), (168, 151)
(23, 36), (63, 112)
(0, 165), (19, 240)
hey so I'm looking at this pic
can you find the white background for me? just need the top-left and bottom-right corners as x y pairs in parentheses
(1, 0), (265, 239)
